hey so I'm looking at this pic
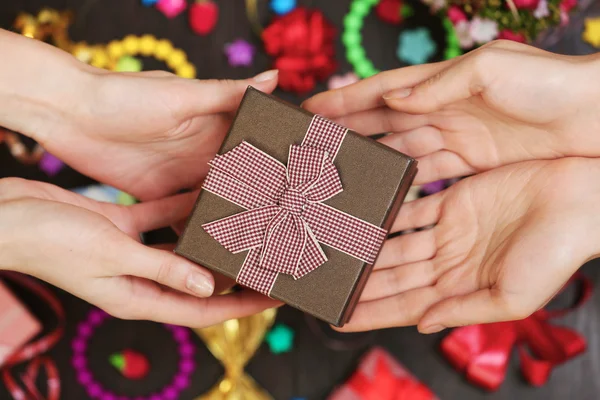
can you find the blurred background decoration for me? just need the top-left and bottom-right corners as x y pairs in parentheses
(1, 0), (600, 399)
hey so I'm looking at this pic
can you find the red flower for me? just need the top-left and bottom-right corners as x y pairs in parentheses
(262, 8), (337, 94)
(497, 29), (526, 43)
(512, 0), (540, 9)
(448, 6), (467, 25)
(560, 0), (577, 12)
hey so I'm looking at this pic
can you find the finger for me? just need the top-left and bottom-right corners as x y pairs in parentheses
(418, 288), (520, 334)
(303, 61), (454, 118)
(149, 244), (235, 295)
(130, 191), (199, 232)
(337, 286), (442, 332)
(413, 150), (476, 184)
(375, 229), (436, 270)
(391, 191), (444, 233)
(188, 70), (279, 115)
(383, 51), (497, 114)
(378, 126), (444, 159)
(116, 239), (216, 298)
(362, 260), (437, 302)
(331, 108), (429, 135)
(110, 277), (281, 327)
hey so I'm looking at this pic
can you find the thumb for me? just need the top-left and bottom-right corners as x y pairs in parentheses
(189, 69), (279, 115)
(383, 52), (493, 114)
(417, 288), (530, 334)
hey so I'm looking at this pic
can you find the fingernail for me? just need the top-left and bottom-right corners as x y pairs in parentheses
(186, 270), (214, 297)
(383, 88), (412, 100)
(253, 69), (279, 82)
(420, 324), (445, 334)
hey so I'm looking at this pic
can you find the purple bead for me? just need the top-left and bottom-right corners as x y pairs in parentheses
(88, 383), (102, 397)
(163, 387), (178, 400)
(72, 339), (87, 353)
(180, 359), (195, 373)
(179, 343), (195, 357)
(173, 327), (189, 341)
(39, 152), (65, 176)
(89, 310), (107, 325)
(72, 355), (87, 369)
(421, 180), (447, 195)
(77, 371), (92, 384)
(149, 395), (162, 400)
(101, 393), (116, 400)
(78, 324), (93, 337)
(174, 375), (189, 389)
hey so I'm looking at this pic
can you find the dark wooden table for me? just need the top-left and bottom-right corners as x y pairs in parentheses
(2, 1), (600, 399)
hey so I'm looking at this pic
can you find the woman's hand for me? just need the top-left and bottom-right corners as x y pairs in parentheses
(339, 158), (600, 333)
(303, 41), (600, 183)
(0, 178), (278, 326)
(0, 29), (278, 201)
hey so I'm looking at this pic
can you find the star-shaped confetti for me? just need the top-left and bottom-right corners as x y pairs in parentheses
(583, 17), (600, 48)
(224, 39), (255, 67)
(397, 28), (437, 65)
(265, 323), (294, 354)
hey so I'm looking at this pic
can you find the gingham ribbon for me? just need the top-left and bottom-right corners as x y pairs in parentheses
(202, 115), (387, 295)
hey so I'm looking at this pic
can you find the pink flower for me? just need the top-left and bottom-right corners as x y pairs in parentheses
(469, 17), (498, 45)
(455, 21), (474, 48)
(534, 0), (549, 18)
(513, 0), (540, 9)
(560, 0), (577, 12)
(497, 29), (526, 42)
(448, 6), (467, 25)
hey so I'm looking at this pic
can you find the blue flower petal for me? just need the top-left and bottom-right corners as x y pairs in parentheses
(397, 27), (437, 65)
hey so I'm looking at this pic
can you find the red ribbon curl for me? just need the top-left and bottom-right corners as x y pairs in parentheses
(1, 272), (64, 400)
(262, 8), (337, 94)
(441, 272), (592, 391)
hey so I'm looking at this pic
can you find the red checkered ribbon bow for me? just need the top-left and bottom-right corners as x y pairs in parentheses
(202, 115), (387, 295)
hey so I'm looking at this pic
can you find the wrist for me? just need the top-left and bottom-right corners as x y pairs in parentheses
(0, 29), (97, 144)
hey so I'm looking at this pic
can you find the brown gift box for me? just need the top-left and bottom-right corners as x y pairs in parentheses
(175, 87), (417, 326)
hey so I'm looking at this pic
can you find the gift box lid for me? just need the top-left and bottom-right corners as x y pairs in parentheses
(176, 87), (417, 326)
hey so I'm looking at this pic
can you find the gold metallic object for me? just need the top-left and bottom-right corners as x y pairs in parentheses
(194, 308), (277, 400)
(245, 0), (264, 36)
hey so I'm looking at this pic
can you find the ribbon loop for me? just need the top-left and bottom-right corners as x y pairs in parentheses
(208, 141), (287, 206)
(441, 272), (592, 391)
(260, 211), (307, 276)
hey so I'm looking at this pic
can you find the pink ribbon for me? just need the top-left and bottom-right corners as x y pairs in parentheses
(202, 115), (388, 295)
